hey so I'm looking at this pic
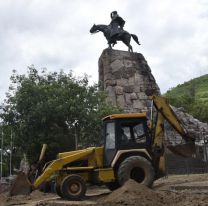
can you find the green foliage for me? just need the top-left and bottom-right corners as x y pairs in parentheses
(165, 74), (208, 123)
(0, 66), (120, 163)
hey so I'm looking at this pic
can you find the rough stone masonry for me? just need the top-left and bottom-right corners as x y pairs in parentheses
(99, 49), (160, 113)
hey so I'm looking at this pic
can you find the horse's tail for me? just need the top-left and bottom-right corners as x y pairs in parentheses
(131, 34), (141, 45)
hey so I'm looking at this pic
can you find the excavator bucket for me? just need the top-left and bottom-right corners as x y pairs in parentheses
(9, 144), (47, 196)
(167, 141), (196, 158)
(9, 172), (32, 196)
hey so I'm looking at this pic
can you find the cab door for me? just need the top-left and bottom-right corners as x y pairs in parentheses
(104, 121), (117, 167)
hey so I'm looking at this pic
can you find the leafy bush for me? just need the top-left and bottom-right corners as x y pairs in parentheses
(0, 67), (120, 163)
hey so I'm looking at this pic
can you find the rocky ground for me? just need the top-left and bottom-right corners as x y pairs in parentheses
(1, 174), (208, 206)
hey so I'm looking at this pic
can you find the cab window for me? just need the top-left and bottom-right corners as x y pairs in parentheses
(105, 122), (116, 149)
(120, 121), (146, 144)
(133, 123), (146, 143)
(121, 126), (131, 142)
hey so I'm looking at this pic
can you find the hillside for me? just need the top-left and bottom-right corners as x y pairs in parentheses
(164, 74), (208, 123)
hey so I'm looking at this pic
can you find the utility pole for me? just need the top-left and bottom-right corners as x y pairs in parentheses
(72, 120), (79, 150)
(10, 130), (13, 176)
(1, 129), (3, 180)
(75, 121), (78, 150)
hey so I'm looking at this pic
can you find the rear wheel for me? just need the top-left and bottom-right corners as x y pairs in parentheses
(61, 174), (87, 200)
(118, 156), (155, 187)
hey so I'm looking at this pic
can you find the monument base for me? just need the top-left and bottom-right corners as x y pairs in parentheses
(99, 49), (160, 113)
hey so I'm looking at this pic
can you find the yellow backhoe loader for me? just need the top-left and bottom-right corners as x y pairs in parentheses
(10, 96), (195, 200)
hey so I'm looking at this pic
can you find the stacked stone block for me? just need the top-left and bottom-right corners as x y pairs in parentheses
(172, 107), (208, 145)
(99, 49), (160, 113)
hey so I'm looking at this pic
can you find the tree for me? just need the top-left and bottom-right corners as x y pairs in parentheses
(192, 101), (208, 123)
(0, 66), (120, 163)
(164, 75), (208, 123)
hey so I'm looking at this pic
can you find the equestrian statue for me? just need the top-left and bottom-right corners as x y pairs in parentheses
(90, 11), (140, 52)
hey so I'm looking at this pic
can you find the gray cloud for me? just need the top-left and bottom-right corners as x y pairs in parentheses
(0, 0), (207, 102)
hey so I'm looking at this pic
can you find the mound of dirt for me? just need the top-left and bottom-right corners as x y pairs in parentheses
(101, 179), (208, 206)
(101, 179), (167, 206)
(0, 190), (55, 206)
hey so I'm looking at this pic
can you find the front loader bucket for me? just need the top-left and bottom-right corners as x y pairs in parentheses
(9, 172), (32, 196)
(167, 142), (196, 158)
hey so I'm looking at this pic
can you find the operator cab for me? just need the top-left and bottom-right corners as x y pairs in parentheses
(102, 113), (151, 167)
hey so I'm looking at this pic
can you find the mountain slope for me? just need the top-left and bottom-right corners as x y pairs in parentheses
(164, 74), (208, 122)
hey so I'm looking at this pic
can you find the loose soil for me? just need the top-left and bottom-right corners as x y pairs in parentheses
(1, 174), (208, 206)
(101, 178), (208, 206)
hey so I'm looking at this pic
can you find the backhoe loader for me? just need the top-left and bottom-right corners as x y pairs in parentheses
(10, 96), (195, 200)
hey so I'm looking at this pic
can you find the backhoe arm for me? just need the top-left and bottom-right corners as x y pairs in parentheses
(152, 96), (194, 142)
(152, 96), (195, 157)
(151, 96), (196, 178)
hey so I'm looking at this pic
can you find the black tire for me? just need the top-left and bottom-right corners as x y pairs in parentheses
(105, 181), (120, 191)
(60, 174), (87, 200)
(54, 182), (64, 198)
(118, 156), (155, 187)
(39, 181), (51, 193)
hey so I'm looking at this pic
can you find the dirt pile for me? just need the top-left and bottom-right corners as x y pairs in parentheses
(101, 179), (167, 206)
(101, 179), (208, 206)
(1, 175), (208, 206)
(0, 190), (55, 206)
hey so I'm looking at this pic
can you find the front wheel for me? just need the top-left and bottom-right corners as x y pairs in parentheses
(60, 174), (87, 200)
(118, 156), (155, 187)
(54, 182), (64, 198)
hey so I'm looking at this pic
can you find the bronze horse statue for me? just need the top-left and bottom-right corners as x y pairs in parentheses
(90, 24), (140, 52)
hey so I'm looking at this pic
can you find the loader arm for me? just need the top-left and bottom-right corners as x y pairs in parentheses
(33, 147), (95, 189)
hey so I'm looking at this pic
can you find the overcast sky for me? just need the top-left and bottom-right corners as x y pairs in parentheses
(0, 0), (208, 102)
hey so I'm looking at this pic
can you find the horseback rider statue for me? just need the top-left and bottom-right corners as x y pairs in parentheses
(109, 11), (125, 39)
(90, 11), (140, 52)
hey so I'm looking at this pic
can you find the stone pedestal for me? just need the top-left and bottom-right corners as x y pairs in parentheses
(99, 49), (160, 113)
